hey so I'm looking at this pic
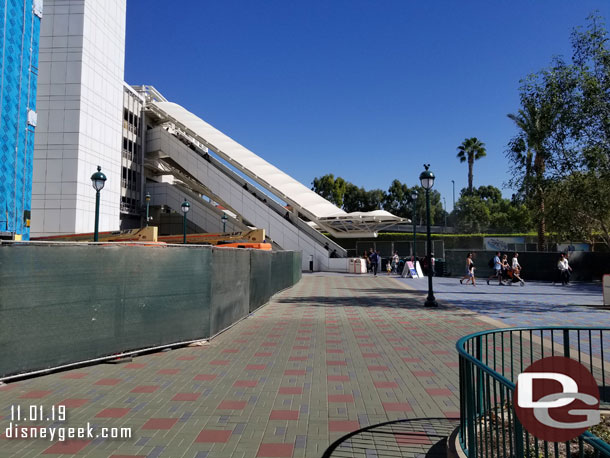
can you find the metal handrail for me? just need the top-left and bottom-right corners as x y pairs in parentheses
(456, 326), (610, 457)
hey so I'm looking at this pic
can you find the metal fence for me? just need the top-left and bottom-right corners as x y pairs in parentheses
(456, 327), (610, 457)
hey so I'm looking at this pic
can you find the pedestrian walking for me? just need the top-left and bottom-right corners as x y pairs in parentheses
(500, 254), (511, 285)
(557, 253), (572, 285)
(391, 251), (399, 274)
(487, 251), (502, 285)
(459, 252), (476, 286)
(370, 250), (380, 276)
(511, 252), (525, 286)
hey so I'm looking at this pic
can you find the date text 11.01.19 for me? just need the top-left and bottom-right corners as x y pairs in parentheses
(10, 405), (66, 422)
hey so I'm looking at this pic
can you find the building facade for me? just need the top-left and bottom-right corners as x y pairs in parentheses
(31, 0), (126, 236)
(0, 0), (42, 240)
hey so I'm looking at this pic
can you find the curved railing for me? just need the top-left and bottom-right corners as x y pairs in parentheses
(456, 327), (610, 457)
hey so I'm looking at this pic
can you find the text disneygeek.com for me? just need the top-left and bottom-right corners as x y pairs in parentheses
(4, 422), (132, 441)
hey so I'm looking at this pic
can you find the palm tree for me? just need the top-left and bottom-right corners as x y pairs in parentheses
(507, 99), (554, 251)
(456, 137), (487, 193)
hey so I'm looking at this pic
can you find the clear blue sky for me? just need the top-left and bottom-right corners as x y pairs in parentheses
(125, 0), (610, 211)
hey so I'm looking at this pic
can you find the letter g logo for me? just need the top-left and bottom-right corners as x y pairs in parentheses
(514, 356), (600, 443)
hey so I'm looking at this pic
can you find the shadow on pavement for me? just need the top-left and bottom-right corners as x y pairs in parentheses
(321, 417), (459, 458)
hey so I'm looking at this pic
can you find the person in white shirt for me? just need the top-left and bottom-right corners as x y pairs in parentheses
(511, 252), (525, 286)
(557, 253), (572, 285)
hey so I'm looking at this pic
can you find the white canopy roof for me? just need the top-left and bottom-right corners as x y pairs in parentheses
(147, 101), (405, 236)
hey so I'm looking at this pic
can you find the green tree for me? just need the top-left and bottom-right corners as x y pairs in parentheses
(456, 137), (487, 193)
(311, 174), (347, 207)
(383, 179), (411, 218)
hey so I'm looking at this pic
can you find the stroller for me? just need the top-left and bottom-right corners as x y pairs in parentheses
(503, 267), (525, 286)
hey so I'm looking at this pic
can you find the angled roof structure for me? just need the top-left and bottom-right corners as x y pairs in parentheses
(146, 101), (405, 237)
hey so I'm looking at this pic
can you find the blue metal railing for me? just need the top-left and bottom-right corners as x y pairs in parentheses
(457, 327), (610, 457)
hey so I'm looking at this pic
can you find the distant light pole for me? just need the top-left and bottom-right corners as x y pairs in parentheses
(90, 166), (107, 242)
(411, 191), (417, 261)
(221, 213), (228, 233)
(145, 192), (151, 227)
(419, 164), (438, 307)
(181, 200), (190, 244)
(451, 180), (455, 209)
(443, 197), (447, 229)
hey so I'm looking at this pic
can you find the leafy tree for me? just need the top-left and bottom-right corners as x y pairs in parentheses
(454, 194), (490, 233)
(506, 14), (610, 249)
(456, 137), (487, 193)
(311, 174), (347, 207)
(383, 179), (412, 218)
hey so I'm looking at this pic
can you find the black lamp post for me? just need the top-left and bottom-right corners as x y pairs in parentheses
(90, 166), (107, 242)
(419, 164), (438, 307)
(145, 192), (151, 227)
(181, 200), (190, 244)
(221, 213), (228, 233)
(411, 191), (417, 261)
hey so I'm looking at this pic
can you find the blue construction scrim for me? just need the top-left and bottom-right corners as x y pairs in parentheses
(0, 0), (41, 240)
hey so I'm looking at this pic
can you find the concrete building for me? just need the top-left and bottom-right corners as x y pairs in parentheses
(31, 0), (126, 236)
(0, 0), (42, 240)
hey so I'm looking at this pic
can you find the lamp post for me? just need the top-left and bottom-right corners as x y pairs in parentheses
(181, 199), (190, 244)
(221, 213), (228, 233)
(411, 191), (417, 261)
(451, 180), (455, 209)
(443, 197), (447, 229)
(90, 166), (107, 242)
(419, 164), (438, 307)
(145, 192), (151, 227)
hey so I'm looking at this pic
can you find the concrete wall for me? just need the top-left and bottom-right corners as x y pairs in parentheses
(0, 243), (301, 379)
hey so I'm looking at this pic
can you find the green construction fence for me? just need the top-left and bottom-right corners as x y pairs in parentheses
(0, 243), (301, 379)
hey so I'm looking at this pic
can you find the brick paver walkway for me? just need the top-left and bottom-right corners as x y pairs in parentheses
(0, 274), (495, 457)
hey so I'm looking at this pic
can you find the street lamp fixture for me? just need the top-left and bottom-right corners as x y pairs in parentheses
(145, 192), (151, 227)
(221, 213), (228, 233)
(181, 199), (190, 244)
(411, 191), (417, 261)
(90, 166), (107, 242)
(419, 164), (438, 307)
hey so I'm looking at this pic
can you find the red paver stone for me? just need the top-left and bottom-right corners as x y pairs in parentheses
(413, 371), (435, 377)
(59, 398), (89, 408)
(445, 411), (460, 419)
(328, 375), (349, 382)
(96, 408), (130, 418)
(194, 374), (217, 381)
(157, 369), (180, 374)
(278, 387), (303, 395)
(43, 440), (91, 454)
(328, 394), (354, 403)
(270, 410), (299, 420)
(177, 355), (196, 360)
(246, 364), (266, 370)
(373, 381), (398, 388)
(195, 429), (232, 443)
(293, 346), (309, 350)
(124, 363), (146, 369)
(402, 358), (422, 363)
(234, 380), (258, 388)
(131, 385), (159, 393)
(284, 370), (306, 376)
(326, 360), (347, 366)
(326, 339), (342, 344)
(326, 349), (343, 354)
(61, 372), (89, 379)
(383, 402), (413, 412)
(395, 432), (432, 445)
(367, 366), (389, 371)
(209, 360), (230, 366)
(255, 352), (273, 357)
(19, 390), (52, 399)
(431, 350), (450, 355)
(362, 353), (381, 358)
(141, 418), (178, 430)
(217, 400), (247, 410)
(359, 343), (375, 347)
(289, 356), (307, 361)
(329, 420), (360, 432)
(445, 362), (460, 368)
(172, 392), (200, 401)
(426, 388), (453, 396)
(257, 443), (294, 457)
(261, 342), (277, 347)
(393, 347), (410, 351)
(295, 337), (310, 341)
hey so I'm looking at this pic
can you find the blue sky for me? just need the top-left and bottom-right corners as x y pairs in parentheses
(125, 1), (610, 211)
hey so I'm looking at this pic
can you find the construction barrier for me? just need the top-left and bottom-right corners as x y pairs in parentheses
(0, 243), (301, 379)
